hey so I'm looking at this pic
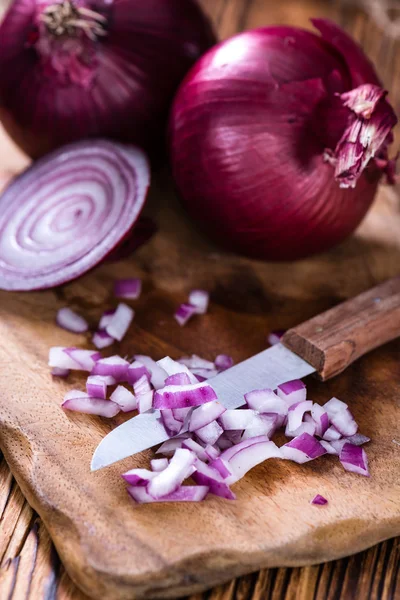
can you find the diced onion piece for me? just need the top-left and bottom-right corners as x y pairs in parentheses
(277, 379), (306, 407)
(225, 440), (282, 485)
(218, 434), (270, 463)
(287, 400), (313, 431)
(147, 448), (196, 498)
(209, 457), (232, 478)
(214, 354), (234, 371)
(311, 403), (330, 437)
(323, 425), (342, 441)
(128, 485), (209, 504)
(63, 390), (87, 401)
(285, 418), (316, 438)
(244, 388), (287, 419)
(49, 347), (95, 371)
(105, 303), (134, 341)
(311, 494), (328, 505)
(133, 374), (154, 413)
(150, 458), (168, 472)
(110, 386), (137, 412)
(320, 440), (338, 454)
(114, 278), (142, 300)
(137, 393), (153, 414)
(92, 330), (114, 349)
(178, 355), (215, 370)
(267, 330), (285, 346)
(241, 414), (278, 440)
(347, 433), (370, 445)
(281, 433), (327, 464)
(161, 409), (184, 436)
(156, 435), (190, 457)
(172, 407), (192, 423)
(195, 420), (223, 445)
(99, 310), (115, 329)
(188, 289), (209, 314)
(218, 409), (258, 431)
(324, 397), (358, 437)
(204, 444), (221, 460)
(86, 375), (107, 399)
(182, 438), (209, 461)
(92, 355), (129, 381)
(56, 308), (88, 333)
(134, 355), (168, 389)
(157, 356), (198, 385)
(165, 373), (192, 386)
(122, 468), (157, 486)
(174, 302), (197, 326)
(51, 367), (70, 378)
(340, 443), (370, 476)
(192, 459), (236, 499)
(62, 397), (120, 417)
(189, 400), (226, 432)
(63, 348), (101, 371)
(127, 360), (151, 385)
(153, 381), (217, 409)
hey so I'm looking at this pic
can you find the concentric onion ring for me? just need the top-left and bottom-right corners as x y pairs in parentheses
(0, 140), (150, 290)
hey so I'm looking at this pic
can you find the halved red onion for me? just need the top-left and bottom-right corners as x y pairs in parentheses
(62, 397), (120, 417)
(178, 355), (215, 370)
(287, 400), (313, 432)
(174, 302), (197, 326)
(99, 310), (116, 330)
(147, 448), (196, 498)
(339, 443), (370, 476)
(311, 403), (330, 437)
(188, 289), (209, 314)
(165, 373), (192, 386)
(86, 375), (107, 399)
(0, 141), (150, 291)
(192, 459), (236, 500)
(51, 367), (70, 378)
(324, 397), (358, 437)
(214, 354), (234, 372)
(122, 468), (157, 486)
(153, 381), (217, 409)
(311, 494), (328, 505)
(127, 485), (209, 504)
(224, 439), (282, 484)
(114, 278), (142, 300)
(110, 386), (137, 412)
(277, 380), (307, 407)
(195, 420), (224, 445)
(241, 414), (278, 440)
(323, 425), (342, 441)
(92, 356), (129, 381)
(189, 400), (226, 432)
(56, 307), (88, 333)
(135, 355), (168, 389)
(244, 388), (287, 418)
(127, 360), (151, 385)
(182, 438), (209, 462)
(92, 330), (114, 349)
(281, 433), (327, 464)
(161, 409), (184, 436)
(150, 458), (168, 472)
(105, 303), (134, 342)
(157, 356), (198, 385)
(267, 330), (285, 346)
(156, 435), (190, 457)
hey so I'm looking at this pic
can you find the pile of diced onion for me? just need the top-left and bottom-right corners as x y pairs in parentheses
(49, 279), (370, 504)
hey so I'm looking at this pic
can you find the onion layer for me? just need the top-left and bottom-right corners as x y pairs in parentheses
(0, 140), (150, 290)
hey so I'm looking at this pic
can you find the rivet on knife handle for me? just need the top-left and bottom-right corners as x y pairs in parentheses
(282, 276), (400, 381)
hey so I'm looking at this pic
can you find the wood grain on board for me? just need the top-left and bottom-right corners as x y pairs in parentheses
(0, 0), (399, 599)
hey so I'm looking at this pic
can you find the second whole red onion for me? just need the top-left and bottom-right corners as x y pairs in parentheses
(169, 19), (397, 261)
(0, 0), (215, 158)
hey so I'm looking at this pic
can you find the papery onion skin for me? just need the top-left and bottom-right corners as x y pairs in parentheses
(169, 20), (396, 260)
(0, 0), (216, 158)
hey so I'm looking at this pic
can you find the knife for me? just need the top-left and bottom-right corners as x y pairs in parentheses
(91, 276), (400, 470)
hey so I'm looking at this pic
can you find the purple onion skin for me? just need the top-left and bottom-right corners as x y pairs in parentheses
(169, 20), (389, 261)
(0, 0), (216, 159)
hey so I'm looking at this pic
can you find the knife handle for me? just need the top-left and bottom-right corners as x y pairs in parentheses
(282, 276), (400, 381)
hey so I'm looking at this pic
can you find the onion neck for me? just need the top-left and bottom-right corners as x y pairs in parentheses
(31, 1), (108, 87)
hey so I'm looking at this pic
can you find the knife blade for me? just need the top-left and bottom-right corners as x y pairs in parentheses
(91, 344), (315, 470)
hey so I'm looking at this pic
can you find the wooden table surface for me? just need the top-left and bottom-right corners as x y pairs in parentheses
(0, 0), (399, 598)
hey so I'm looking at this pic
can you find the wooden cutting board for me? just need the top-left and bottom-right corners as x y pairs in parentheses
(0, 2), (400, 599)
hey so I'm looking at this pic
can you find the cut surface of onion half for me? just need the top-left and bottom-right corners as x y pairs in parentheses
(0, 140), (150, 290)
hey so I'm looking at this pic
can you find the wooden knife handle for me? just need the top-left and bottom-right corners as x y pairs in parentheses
(282, 276), (400, 381)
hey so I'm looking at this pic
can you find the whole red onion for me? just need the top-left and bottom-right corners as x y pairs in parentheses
(0, 0), (215, 158)
(169, 20), (397, 260)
